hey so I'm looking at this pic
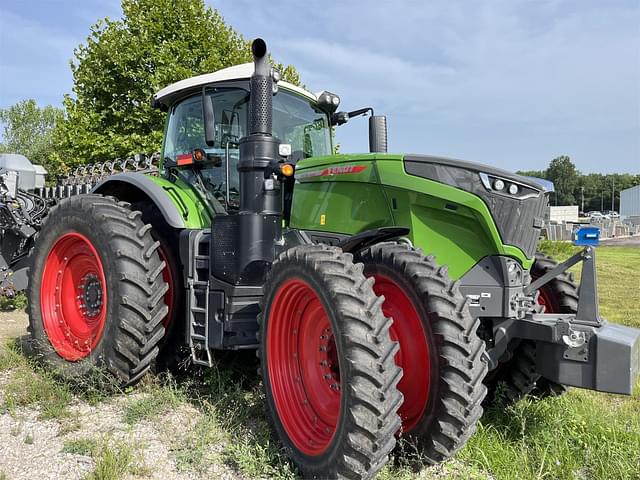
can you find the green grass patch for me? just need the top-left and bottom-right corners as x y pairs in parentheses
(460, 390), (640, 479)
(172, 409), (226, 473)
(122, 375), (184, 425)
(1, 342), (72, 419)
(88, 440), (136, 480)
(170, 355), (297, 478)
(0, 339), (25, 370)
(538, 239), (581, 259)
(0, 292), (27, 312)
(538, 243), (640, 328)
(63, 437), (99, 456)
(455, 242), (640, 480)
(60, 436), (149, 480)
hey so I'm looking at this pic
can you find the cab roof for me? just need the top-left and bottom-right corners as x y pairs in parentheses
(153, 62), (316, 108)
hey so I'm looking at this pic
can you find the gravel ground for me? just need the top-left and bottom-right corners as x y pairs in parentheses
(0, 311), (238, 480)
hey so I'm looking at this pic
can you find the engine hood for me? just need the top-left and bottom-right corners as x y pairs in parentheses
(403, 154), (549, 192)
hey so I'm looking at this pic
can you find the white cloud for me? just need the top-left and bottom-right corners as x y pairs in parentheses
(219, 0), (639, 171)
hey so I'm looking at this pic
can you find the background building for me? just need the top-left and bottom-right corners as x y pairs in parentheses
(620, 184), (640, 220)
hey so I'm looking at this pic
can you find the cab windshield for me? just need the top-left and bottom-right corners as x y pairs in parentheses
(163, 87), (331, 210)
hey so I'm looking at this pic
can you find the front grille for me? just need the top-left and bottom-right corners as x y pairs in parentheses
(404, 155), (547, 258)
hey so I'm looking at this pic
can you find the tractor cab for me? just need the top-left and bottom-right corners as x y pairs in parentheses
(154, 65), (333, 211)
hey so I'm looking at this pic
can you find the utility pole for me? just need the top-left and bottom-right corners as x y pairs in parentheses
(611, 177), (615, 212)
(581, 186), (584, 213)
(601, 190), (604, 212)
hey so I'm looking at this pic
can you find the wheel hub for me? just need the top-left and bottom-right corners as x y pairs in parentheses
(78, 273), (103, 318)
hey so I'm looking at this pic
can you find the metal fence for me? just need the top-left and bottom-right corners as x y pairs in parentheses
(542, 219), (640, 241)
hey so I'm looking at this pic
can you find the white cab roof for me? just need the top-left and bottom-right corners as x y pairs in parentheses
(154, 62), (316, 107)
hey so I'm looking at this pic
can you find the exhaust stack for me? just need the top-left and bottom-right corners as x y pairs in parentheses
(212, 38), (282, 286)
(249, 38), (273, 136)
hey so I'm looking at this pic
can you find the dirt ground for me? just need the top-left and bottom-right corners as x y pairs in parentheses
(0, 310), (238, 480)
(0, 310), (27, 345)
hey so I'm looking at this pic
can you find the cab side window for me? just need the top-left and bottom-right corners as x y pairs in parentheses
(163, 88), (249, 210)
(164, 96), (205, 163)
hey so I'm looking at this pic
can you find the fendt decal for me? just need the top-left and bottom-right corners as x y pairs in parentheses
(297, 164), (368, 179)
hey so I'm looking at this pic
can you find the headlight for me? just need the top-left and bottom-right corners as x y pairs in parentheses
(479, 172), (540, 200)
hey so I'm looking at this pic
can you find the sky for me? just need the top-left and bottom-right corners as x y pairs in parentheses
(0, 0), (639, 173)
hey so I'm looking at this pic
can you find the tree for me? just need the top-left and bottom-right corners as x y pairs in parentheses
(54, 0), (300, 169)
(0, 100), (63, 173)
(545, 155), (579, 206)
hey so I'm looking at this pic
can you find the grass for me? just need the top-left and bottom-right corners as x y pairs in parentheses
(63, 436), (147, 479)
(0, 292), (27, 312)
(171, 356), (297, 478)
(87, 440), (140, 480)
(0, 341), (73, 419)
(122, 374), (184, 425)
(0, 242), (637, 479)
(456, 243), (640, 480)
(63, 437), (100, 456)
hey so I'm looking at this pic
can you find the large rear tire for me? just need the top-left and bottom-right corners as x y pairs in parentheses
(133, 201), (186, 371)
(356, 242), (488, 463)
(484, 252), (578, 404)
(27, 195), (169, 387)
(259, 245), (403, 479)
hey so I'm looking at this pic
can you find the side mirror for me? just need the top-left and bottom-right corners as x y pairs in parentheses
(369, 115), (388, 153)
(203, 88), (215, 147)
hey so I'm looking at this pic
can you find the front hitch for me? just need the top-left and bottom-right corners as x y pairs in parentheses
(490, 227), (640, 395)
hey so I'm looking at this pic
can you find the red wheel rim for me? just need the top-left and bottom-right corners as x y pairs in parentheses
(373, 274), (430, 433)
(40, 232), (107, 361)
(267, 279), (341, 456)
(534, 274), (558, 313)
(157, 246), (175, 328)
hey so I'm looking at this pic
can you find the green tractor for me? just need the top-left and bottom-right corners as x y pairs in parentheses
(19, 39), (639, 478)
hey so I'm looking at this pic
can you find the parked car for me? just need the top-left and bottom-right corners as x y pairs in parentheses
(605, 210), (620, 218)
(587, 211), (610, 220)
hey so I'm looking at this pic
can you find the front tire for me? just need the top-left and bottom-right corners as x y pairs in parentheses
(356, 243), (488, 463)
(28, 195), (169, 387)
(259, 245), (403, 479)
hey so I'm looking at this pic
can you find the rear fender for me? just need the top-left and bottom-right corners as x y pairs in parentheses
(93, 173), (212, 229)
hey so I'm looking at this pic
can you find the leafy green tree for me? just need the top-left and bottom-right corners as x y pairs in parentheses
(515, 169), (545, 178)
(0, 100), (63, 173)
(55, 0), (300, 170)
(545, 155), (579, 205)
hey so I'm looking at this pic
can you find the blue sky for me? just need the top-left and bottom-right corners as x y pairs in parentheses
(1, 0), (638, 173)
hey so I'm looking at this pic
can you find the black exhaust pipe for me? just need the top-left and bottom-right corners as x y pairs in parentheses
(249, 38), (272, 136)
(211, 38), (282, 286)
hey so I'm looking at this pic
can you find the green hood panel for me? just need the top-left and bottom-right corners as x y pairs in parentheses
(291, 154), (534, 278)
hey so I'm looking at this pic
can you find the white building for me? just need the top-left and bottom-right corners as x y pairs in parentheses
(620, 184), (640, 220)
(547, 205), (579, 223)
